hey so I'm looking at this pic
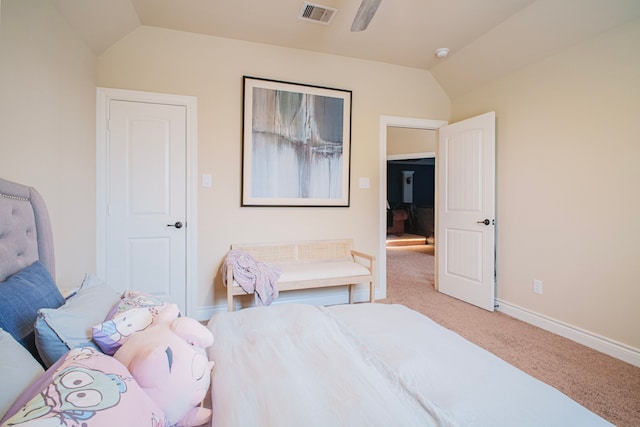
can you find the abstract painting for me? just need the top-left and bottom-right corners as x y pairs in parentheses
(242, 76), (352, 206)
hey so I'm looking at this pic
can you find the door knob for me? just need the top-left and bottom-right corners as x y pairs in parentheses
(167, 221), (183, 229)
(476, 219), (490, 225)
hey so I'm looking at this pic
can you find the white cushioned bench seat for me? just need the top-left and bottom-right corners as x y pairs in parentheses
(232, 261), (372, 286)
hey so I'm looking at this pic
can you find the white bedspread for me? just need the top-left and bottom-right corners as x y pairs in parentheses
(207, 303), (613, 427)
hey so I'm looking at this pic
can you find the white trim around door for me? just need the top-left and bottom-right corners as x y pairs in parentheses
(96, 87), (198, 316)
(378, 116), (447, 299)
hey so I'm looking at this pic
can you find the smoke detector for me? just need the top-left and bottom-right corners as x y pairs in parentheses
(435, 48), (450, 59)
(299, 2), (337, 25)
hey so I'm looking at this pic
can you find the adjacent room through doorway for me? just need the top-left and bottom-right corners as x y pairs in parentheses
(385, 125), (436, 290)
(386, 157), (435, 246)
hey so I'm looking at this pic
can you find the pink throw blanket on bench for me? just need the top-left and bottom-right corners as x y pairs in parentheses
(222, 249), (281, 306)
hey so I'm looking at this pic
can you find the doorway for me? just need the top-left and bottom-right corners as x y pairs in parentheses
(379, 113), (496, 310)
(378, 116), (446, 299)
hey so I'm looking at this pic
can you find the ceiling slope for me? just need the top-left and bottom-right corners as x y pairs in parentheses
(50, 0), (640, 98)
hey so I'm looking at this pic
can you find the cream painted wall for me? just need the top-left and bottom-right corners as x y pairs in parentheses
(0, 0), (97, 288)
(451, 19), (640, 349)
(96, 26), (450, 313)
(387, 127), (436, 156)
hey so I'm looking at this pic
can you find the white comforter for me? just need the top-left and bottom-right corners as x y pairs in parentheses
(206, 303), (613, 427)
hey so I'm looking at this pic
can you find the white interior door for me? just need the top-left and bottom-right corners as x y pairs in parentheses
(106, 99), (187, 311)
(437, 112), (495, 311)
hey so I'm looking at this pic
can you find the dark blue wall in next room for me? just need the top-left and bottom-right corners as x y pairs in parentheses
(386, 159), (434, 209)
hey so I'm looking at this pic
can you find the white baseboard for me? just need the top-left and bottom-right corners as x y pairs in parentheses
(496, 299), (640, 368)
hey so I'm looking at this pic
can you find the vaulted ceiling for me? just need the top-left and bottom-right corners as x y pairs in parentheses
(51, 0), (640, 98)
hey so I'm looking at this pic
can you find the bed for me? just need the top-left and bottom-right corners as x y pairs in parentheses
(206, 303), (614, 427)
(0, 176), (614, 427)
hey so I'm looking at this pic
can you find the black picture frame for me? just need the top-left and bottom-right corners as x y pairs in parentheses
(242, 76), (352, 207)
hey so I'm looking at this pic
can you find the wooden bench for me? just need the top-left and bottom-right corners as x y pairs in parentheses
(226, 239), (375, 311)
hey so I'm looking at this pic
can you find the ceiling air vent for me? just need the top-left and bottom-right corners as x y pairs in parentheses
(299, 2), (337, 25)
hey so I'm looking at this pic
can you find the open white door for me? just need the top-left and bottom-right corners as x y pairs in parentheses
(437, 112), (495, 311)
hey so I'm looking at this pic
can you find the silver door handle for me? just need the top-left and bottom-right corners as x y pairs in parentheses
(477, 219), (490, 225)
(167, 221), (183, 229)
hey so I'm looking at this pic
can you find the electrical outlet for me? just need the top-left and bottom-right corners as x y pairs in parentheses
(533, 279), (543, 295)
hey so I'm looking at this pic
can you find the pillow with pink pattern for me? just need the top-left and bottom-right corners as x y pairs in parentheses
(92, 291), (168, 355)
(0, 347), (167, 427)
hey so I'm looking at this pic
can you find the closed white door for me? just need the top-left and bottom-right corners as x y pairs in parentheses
(437, 112), (495, 311)
(106, 100), (187, 311)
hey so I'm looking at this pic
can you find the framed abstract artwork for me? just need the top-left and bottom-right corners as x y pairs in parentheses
(242, 76), (352, 207)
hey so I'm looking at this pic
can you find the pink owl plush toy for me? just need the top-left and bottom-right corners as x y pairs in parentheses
(114, 304), (214, 427)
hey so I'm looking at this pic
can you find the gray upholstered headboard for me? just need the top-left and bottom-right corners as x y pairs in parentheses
(0, 178), (55, 282)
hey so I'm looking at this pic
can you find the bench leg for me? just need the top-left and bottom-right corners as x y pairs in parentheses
(227, 292), (234, 312)
(349, 284), (355, 304)
(227, 269), (235, 312)
(369, 281), (375, 303)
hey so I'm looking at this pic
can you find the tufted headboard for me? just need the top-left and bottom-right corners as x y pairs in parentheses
(0, 178), (55, 282)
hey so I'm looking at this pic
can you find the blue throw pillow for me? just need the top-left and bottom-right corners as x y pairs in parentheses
(0, 261), (65, 363)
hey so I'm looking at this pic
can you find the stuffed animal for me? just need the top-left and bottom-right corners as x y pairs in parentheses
(113, 304), (215, 427)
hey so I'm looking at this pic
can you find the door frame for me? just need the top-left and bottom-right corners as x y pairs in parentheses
(96, 87), (198, 315)
(378, 116), (447, 298)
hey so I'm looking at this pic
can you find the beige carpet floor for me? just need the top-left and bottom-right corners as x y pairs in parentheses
(380, 245), (640, 427)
